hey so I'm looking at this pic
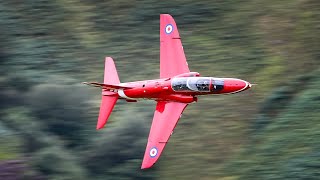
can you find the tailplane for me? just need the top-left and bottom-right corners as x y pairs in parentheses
(82, 82), (132, 91)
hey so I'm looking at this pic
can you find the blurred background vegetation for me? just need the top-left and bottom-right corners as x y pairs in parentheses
(0, 0), (319, 179)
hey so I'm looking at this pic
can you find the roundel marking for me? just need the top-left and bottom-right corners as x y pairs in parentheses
(165, 24), (174, 34)
(149, 147), (158, 158)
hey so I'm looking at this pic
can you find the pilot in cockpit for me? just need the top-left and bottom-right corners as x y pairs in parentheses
(196, 79), (210, 91)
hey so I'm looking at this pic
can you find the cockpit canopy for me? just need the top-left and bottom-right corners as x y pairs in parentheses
(172, 77), (224, 92)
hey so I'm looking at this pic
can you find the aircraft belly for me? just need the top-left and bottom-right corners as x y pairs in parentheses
(118, 89), (138, 100)
(118, 87), (165, 100)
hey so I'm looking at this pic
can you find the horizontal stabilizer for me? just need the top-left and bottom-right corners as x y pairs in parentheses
(82, 82), (132, 90)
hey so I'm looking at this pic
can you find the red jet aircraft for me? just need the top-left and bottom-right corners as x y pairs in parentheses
(84, 14), (251, 169)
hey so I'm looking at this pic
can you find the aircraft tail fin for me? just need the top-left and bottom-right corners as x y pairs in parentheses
(83, 57), (132, 90)
(104, 57), (120, 84)
(97, 95), (118, 129)
(96, 57), (120, 129)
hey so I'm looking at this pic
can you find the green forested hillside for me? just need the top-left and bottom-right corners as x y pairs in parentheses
(0, 0), (319, 179)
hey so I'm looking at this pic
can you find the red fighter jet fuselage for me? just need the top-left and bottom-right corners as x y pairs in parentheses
(114, 74), (250, 103)
(84, 14), (252, 169)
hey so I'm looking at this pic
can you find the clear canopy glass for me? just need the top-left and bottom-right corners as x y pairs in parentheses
(172, 77), (224, 92)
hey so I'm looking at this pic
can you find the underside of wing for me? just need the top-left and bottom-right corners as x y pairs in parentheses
(141, 101), (188, 169)
(160, 14), (190, 78)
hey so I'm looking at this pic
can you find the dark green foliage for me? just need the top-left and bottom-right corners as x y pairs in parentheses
(26, 84), (93, 148)
(0, 0), (319, 179)
(31, 146), (88, 179)
(84, 112), (154, 179)
(227, 69), (320, 179)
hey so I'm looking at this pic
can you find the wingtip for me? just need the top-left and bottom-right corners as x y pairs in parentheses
(96, 124), (105, 130)
(160, 13), (172, 17)
(141, 163), (154, 170)
(105, 57), (114, 62)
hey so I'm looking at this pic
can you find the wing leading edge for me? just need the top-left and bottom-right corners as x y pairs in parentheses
(160, 14), (190, 78)
(141, 101), (188, 169)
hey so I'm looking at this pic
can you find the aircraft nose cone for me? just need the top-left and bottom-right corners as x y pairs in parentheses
(244, 81), (252, 90)
(240, 80), (252, 91)
(238, 80), (248, 91)
(223, 79), (251, 93)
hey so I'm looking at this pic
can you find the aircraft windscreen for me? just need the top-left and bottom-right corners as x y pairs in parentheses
(212, 79), (224, 91)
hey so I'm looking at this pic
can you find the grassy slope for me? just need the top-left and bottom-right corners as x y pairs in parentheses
(0, 0), (319, 179)
(226, 69), (320, 179)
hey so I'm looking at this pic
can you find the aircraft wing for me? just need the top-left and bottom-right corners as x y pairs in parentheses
(141, 101), (188, 169)
(160, 14), (190, 78)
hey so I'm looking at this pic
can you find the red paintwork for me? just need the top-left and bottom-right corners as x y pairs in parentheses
(104, 57), (120, 84)
(97, 95), (117, 129)
(160, 14), (189, 78)
(141, 101), (188, 169)
(84, 14), (252, 169)
(118, 77), (249, 99)
(96, 58), (120, 129)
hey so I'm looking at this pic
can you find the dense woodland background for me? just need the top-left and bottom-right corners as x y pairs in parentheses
(0, 0), (319, 179)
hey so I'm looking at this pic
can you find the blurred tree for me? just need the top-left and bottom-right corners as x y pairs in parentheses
(26, 84), (94, 148)
(84, 108), (155, 179)
(32, 146), (88, 180)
